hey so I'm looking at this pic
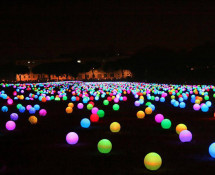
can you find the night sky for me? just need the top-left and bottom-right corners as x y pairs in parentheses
(1, 0), (215, 60)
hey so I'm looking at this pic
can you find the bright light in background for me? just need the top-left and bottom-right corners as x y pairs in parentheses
(77, 60), (81, 63)
(28, 61), (30, 64)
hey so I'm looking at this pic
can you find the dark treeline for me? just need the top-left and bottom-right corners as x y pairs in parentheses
(0, 42), (215, 84)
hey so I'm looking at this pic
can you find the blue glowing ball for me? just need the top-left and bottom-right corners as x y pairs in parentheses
(14, 97), (18, 100)
(10, 113), (19, 121)
(34, 95), (38, 99)
(155, 97), (159, 101)
(19, 106), (26, 113)
(134, 101), (140, 107)
(201, 104), (209, 112)
(160, 97), (165, 102)
(80, 118), (91, 128)
(179, 97), (183, 102)
(34, 104), (40, 111)
(29, 107), (36, 114)
(179, 102), (186, 108)
(209, 143), (215, 158)
(25, 97), (30, 100)
(71, 96), (76, 101)
(149, 104), (155, 111)
(2, 106), (8, 112)
(206, 101), (212, 107)
(173, 101), (179, 107)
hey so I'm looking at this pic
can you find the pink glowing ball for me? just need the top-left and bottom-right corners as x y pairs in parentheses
(6, 121), (16, 131)
(7, 99), (13, 105)
(193, 104), (200, 111)
(66, 132), (79, 145)
(155, 114), (164, 123)
(123, 96), (127, 101)
(91, 107), (99, 114)
(26, 105), (32, 111)
(13, 91), (17, 96)
(114, 98), (119, 103)
(179, 130), (192, 142)
(77, 103), (84, 109)
(39, 109), (47, 117)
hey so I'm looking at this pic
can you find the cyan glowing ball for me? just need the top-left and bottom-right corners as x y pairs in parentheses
(97, 139), (112, 154)
(66, 132), (79, 145)
(29, 107), (36, 114)
(206, 101), (212, 107)
(80, 118), (91, 128)
(160, 97), (165, 102)
(173, 101), (179, 107)
(71, 96), (76, 101)
(2, 106), (8, 112)
(39, 109), (47, 117)
(209, 143), (215, 158)
(144, 152), (162, 171)
(77, 103), (84, 109)
(201, 104), (209, 112)
(155, 114), (164, 123)
(161, 119), (171, 129)
(6, 121), (16, 131)
(149, 104), (155, 111)
(34, 104), (40, 111)
(10, 113), (19, 121)
(179, 130), (192, 142)
(179, 102), (186, 108)
(19, 106), (26, 113)
(193, 104), (200, 111)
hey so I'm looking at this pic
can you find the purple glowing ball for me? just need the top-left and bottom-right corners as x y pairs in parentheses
(134, 101), (140, 107)
(179, 130), (192, 142)
(6, 121), (16, 131)
(193, 104), (200, 111)
(10, 113), (19, 121)
(77, 103), (84, 109)
(155, 114), (164, 123)
(39, 109), (47, 117)
(91, 107), (99, 114)
(66, 132), (79, 145)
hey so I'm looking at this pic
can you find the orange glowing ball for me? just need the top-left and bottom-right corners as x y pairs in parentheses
(110, 122), (121, 132)
(137, 110), (145, 119)
(28, 116), (38, 124)
(176, 124), (187, 134)
(66, 107), (73, 114)
(42, 97), (47, 102)
(68, 103), (74, 108)
(145, 107), (153, 115)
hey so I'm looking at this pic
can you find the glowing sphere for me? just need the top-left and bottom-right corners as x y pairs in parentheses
(176, 124), (187, 134)
(103, 100), (109, 105)
(29, 107), (36, 114)
(97, 139), (112, 154)
(193, 104), (200, 111)
(39, 109), (47, 117)
(145, 107), (152, 115)
(80, 118), (91, 128)
(77, 103), (84, 109)
(28, 116), (38, 124)
(7, 99), (13, 105)
(16, 104), (22, 109)
(110, 122), (121, 132)
(134, 101), (140, 107)
(6, 121), (16, 131)
(209, 143), (215, 158)
(68, 103), (74, 108)
(113, 104), (120, 111)
(155, 114), (164, 123)
(2, 106), (8, 112)
(66, 107), (73, 114)
(26, 105), (32, 111)
(34, 104), (40, 111)
(66, 132), (79, 145)
(87, 104), (93, 110)
(179, 102), (186, 108)
(90, 114), (99, 122)
(10, 113), (19, 121)
(137, 111), (145, 119)
(201, 104), (209, 112)
(97, 110), (105, 118)
(144, 152), (162, 171)
(19, 106), (25, 113)
(92, 107), (99, 114)
(179, 130), (192, 142)
(161, 119), (171, 129)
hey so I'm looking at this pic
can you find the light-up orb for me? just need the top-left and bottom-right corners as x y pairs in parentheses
(155, 114), (164, 123)
(145, 107), (152, 115)
(80, 118), (91, 128)
(137, 111), (145, 119)
(110, 122), (121, 132)
(39, 109), (47, 117)
(90, 114), (99, 122)
(97, 139), (112, 154)
(29, 116), (38, 124)
(92, 107), (99, 114)
(19, 106), (25, 113)
(2, 106), (8, 112)
(77, 103), (84, 109)
(97, 110), (105, 118)
(134, 101), (140, 107)
(29, 107), (36, 114)
(7, 99), (13, 105)
(103, 100), (109, 105)
(26, 105), (32, 111)
(201, 104), (209, 112)
(68, 102), (74, 108)
(113, 104), (120, 111)
(87, 104), (93, 110)
(66, 107), (73, 114)
(161, 119), (171, 129)
(193, 104), (200, 111)
(179, 130), (192, 142)
(144, 152), (162, 171)
(176, 124), (187, 134)
(10, 113), (19, 121)
(34, 104), (40, 111)
(209, 143), (215, 158)
(66, 132), (79, 145)
(6, 121), (16, 131)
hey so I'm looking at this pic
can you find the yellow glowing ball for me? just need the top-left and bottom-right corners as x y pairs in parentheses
(110, 122), (121, 132)
(68, 102), (74, 108)
(20, 95), (24, 100)
(140, 96), (144, 100)
(195, 99), (200, 104)
(28, 116), (38, 124)
(66, 107), (73, 114)
(112, 96), (115, 100)
(145, 107), (153, 115)
(137, 110), (145, 119)
(144, 152), (162, 171)
(176, 123), (187, 134)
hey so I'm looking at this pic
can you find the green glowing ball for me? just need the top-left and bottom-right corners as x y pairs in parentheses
(145, 102), (151, 106)
(113, 104), (120, 111)
(62, 96), (67, 101)
(97, 109), (105, 118)
(103, 100), (109, 106)
(17, 104), (22, 109)
(204, 96), (209, 101)
(97, 139), (112, 154)
(87, 104), (93, 110)
(161, 119), (171, 129)
(144, 152), (162, 171)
